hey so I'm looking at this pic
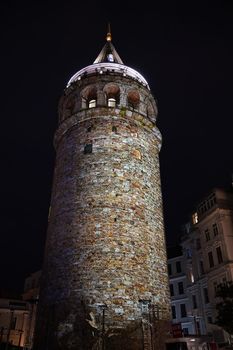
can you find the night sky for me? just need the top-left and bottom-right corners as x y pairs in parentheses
(1, 1), (233, 294)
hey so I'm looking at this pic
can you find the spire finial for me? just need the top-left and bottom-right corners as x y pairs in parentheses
(106, 22), (112, 42)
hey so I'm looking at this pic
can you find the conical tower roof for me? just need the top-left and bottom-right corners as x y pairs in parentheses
(93, 25), (123, 64)
(67, 26), (150, 90)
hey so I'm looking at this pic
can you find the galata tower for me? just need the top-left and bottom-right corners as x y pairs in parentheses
(34, 29), (171, 350)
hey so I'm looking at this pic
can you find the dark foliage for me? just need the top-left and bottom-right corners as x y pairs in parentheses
(216, 282), (233, 335)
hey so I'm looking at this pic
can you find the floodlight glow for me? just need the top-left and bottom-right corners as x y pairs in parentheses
(67, 62), (150, 89)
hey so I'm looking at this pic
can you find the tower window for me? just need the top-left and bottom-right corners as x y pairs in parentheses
(89, 99), (96, 108)
(87, 126), (92, 132)
(127, 90), (140, 109)
(107, 53), (114, 62)
(84, 144), (92, 154)
(108, 98), (116, 107)
(112, 126), (117, 133)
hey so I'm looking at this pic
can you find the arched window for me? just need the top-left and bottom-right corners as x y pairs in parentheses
(81, 85), (97, 109)
(127, 90), (140, 110)
(103, 83), (120, 107)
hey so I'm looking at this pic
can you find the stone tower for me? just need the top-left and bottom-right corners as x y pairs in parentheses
(34, 30), (171, 350)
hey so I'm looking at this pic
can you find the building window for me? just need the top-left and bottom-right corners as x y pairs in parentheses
(84, 143), (93, 154)
(207, 316), (213, 324)
(11, 317), (17, 330)
(186, 248), (192, 258)
(172, 305), (176, 319)
(192, 212), (198, 224)
(89, 99), (96, 108)
(222, 277), (227, 285)
(192, 295), (197, 309)
(170, 284), (174, 297)
(208, 251), (214, 268)
(176, 261), (181, 273)
(213, 281), (218, 295)
(216, 246), (223, 264)
(196, 321), (201, 335)
(183, 328), (189, 335)
(168, 264), (172, 276)
(178, 282), (184, 295)
(196, 238), (201, 250)
(205, 229), (210, 242)
(108, 98), (116, 107)
(180, 304), (187, 318)
(213, 223), (219, 236)
(200, 260), (204, 275)
(203, 287), (209, 303)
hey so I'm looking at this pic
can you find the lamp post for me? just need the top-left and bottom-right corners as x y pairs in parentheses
(139, 299), (153, 350)
(94, 303), (108, 350)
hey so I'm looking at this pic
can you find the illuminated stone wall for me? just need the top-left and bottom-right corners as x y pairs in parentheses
(34, 73), (170, 350)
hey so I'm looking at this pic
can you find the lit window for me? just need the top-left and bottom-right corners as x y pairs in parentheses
(89, 99), (96, 108)
(190, 272), (194, 283)
(192, 212), (198, 224)
(108, 98), (116, 107)
(107, 54), (114, 62)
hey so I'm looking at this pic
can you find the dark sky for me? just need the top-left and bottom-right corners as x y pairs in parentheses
(1, 1), (233, 293)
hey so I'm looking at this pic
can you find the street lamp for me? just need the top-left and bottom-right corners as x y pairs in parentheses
(89, 303), (108, 350)
(96, 303), (108, 350)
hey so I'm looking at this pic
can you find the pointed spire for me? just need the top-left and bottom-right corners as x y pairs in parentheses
(106, 23), (112, 42)
(93, 25), (124, 65)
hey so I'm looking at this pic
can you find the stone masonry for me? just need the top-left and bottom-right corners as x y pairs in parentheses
(33, 38), (171, 350)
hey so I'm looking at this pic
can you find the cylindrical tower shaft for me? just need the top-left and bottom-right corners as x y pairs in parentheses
(34, 36), (170, 350)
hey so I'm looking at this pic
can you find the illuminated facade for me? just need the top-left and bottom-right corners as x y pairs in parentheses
(34, 30), (170, 350)
(180, 187), (233, 345)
